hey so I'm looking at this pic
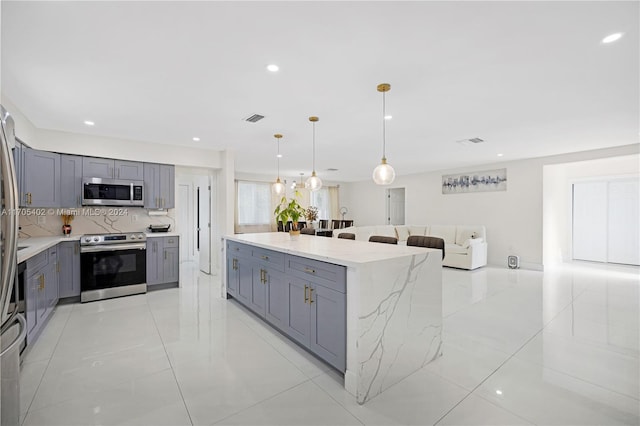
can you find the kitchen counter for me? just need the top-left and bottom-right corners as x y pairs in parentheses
(18, 236), (81, 263)
(145, 232), (180, 238)
(223, 232), (443, 404)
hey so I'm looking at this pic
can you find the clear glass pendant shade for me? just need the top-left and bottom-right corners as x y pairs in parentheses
(305, 172), (323, 192)
(272, 178), (285, 195)
(372, 159), (395, 185)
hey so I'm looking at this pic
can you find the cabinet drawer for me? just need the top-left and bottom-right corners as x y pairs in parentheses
(163, 236), (179, 247)
(287, 255), (346, 294)
(227, 241), (252, 258)
(26, 250), (48, 274)
(252, 247), (285, 271)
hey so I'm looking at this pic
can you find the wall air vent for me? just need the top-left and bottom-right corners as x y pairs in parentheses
(244, 114), (265, 123)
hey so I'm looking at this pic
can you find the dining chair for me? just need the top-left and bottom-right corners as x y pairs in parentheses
(319, 219), (328, 229)
(331, 219), (342, 230)
(301, 228), (316, 235)
(406, 235), (446, 259)
(337, 233), (356, 240)
(341, 220), (354, 228)
(368, 235), (398, 245)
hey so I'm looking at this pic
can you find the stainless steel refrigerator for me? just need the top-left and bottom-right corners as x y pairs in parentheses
(0, 105), (25, 426)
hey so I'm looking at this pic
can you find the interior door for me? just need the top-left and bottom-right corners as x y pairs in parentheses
(386, 188), (405, 225)
(607, 179), (640, 265)
(197, 176), (211, 274)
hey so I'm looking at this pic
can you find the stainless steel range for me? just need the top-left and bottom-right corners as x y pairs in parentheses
(80, 233), (147, 303)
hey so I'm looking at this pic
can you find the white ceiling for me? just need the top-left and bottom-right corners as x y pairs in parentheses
(2, 1), (638, 182)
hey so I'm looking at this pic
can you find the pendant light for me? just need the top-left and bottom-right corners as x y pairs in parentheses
(272, 134), (285, 195)
(305, 116), (323, 191)
(372, 83), (396, 185)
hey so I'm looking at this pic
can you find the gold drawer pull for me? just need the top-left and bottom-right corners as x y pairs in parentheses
(304, 267), (315, 274)
(261, 255), (269, 260)
(309, 287), (314, 304)
(304, 285), (309, 304)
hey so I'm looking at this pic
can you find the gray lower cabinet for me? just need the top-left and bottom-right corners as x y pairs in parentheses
(60, 154), (83, 207)
(45, 246), (59, 317)
(25, 247), (59, 344)
(226, 241), (346, 371)
(24, 148), (61, 207)
(147, 236), (180, 286)
(58, 241), (81, 298)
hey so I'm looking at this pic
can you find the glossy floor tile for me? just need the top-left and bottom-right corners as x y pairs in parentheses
(19, 261), (640, 425)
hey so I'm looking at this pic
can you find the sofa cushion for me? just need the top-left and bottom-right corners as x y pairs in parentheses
(456, 226), (486, 245)
(374, 225), (398, 238)
(395, 226), (410, 241)
(446, 243), (468, 255)
(429, 225), (456, 244)
(408, 226), (427, 236)
(461, 237), (484, 248)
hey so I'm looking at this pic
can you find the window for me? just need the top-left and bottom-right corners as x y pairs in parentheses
(237, 181), (271, 225)
(311, 188), (330, 220)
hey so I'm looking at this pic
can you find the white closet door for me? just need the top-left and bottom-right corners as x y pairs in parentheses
(608, 179), (640, 265)
(573, 182), (608, 262)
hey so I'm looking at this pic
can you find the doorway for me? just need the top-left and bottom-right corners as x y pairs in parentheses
(386, 188), (405, 225)
(197, 176), (211, 274)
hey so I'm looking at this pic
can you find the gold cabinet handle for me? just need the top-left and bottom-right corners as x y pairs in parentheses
(309, 287), (314, 304)
(304, 267), (315, 274)
(38, 274), (44, 290)
(260, 269), (267, 284)
(304, 285), (309, 304)
(27, 192), (32, 205)
(232, 258), (238, 270)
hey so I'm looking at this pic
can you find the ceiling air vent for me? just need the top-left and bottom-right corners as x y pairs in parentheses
(326, 168), (339, 172)
(469, 138), (484, 143)
(456, 137), (485, 146)
(244, 114), (265, 123)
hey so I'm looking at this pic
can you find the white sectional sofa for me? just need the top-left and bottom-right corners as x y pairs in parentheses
(332, 224), (487, 270)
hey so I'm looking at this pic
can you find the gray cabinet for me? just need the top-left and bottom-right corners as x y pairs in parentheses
(45, 246), (59, 317)
(82, 157), (144, 180)
(226, 242), (346, 371)
(24, 148), (61, 207)
(25, 249), (56, 344)
(60, 154), (83, 207)
(58, 241), (80, 298)
(147, 236), (180, 286)
(144, 163), (175, 209)
(12, 140), (25, 207)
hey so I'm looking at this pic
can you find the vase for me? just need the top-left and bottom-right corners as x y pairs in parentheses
(62, 224), (72, 236)
(289, 229), (300, 239)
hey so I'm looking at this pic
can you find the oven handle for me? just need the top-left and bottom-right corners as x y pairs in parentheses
(80, 243), (147, 253)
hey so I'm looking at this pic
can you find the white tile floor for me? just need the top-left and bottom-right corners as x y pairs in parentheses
(19, 261), (639, 425)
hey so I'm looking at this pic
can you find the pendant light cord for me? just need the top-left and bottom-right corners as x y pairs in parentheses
(277, 138), (280, 179)
(382, 90), (386, 159)
(312, 121), (316, 172)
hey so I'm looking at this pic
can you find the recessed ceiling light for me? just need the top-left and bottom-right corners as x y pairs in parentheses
(497, 153), (504, 157)
(602, 33), (623, 44)
(84, 120), (95, 126)
(192, 137), (200, 141)
(384, 115), (392, 120)
(267, 64), (279, 72)
(496, 390), (503, 395)
(276, 154), (282, 158)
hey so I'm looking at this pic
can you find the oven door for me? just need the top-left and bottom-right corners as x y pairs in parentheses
(80, 243), (146, 302)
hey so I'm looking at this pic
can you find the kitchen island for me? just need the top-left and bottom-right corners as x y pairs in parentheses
(223, 232), (442, 404)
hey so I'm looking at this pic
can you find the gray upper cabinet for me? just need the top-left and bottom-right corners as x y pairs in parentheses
(24, 148), (61, 207)
(115, 160), (144, 180)
(58, 241), (80, 298)
(144, 163), (175, 209)
(13, 141), (25, 207)
(82, 157), (113, 178)
(60, 154), (83, 207)
(83, 157), (144, 180)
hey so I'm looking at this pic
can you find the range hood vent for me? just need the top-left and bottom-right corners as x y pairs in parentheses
(244, 114), (265, 123)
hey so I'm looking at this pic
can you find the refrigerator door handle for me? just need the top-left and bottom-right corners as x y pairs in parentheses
(0, 106), (20, 326)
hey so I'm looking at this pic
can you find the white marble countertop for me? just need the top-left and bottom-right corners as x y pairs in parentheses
(226, 232), (437, 267)
(145, 232), (180, 238)
(18, 235), (82, 263)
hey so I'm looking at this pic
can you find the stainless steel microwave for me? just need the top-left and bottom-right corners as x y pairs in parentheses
(82, 178), (144, 206)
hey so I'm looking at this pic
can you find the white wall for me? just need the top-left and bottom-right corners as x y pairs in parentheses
(342, 144), (640, 270)
(543, 155), (640, 265)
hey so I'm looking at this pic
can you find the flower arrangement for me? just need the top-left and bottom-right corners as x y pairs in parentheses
(61, 213), (74, 235)
(305, 206), (318, 223)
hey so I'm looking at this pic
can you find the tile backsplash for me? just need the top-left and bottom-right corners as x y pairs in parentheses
(18, 207), (175, 238)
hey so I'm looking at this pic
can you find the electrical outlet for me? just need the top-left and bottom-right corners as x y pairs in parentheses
(37, 216), (46, 225)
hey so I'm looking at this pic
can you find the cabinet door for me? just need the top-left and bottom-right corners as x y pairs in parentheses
(265, 268), (286, 330)
(236, 258), (253, 305)
(82, 157), (114, 178)
(249, 267), (267, 316)
(45, 247), (59, 314)
(146, 239), (163, 285)
(58, 241), (81, 298)
(25, 271), (39, 338)
(310, 284), (346, 371)
(162, 247), (179, 283)
(13, 142), (25, 207)
(60, 154), (83, 207)
(159, 165), (175, 209)
(24, 149), (61, 207)
(284, 278), (311, 347)
(115, 160), (144, 180)
(143, 163), (161, 208)
(227, 256), (239, 296)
